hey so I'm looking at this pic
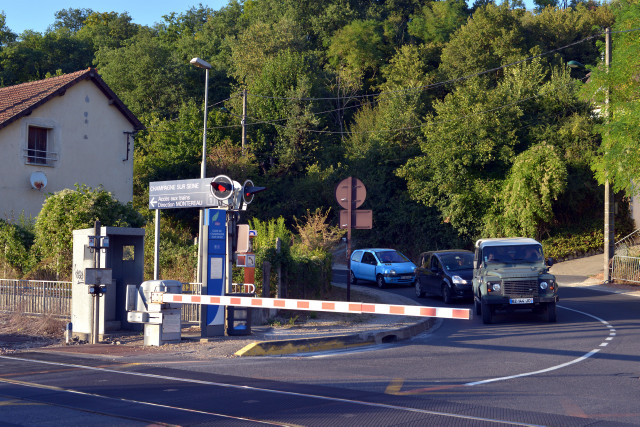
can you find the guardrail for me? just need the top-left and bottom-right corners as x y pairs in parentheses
(0, 279), (71, 318)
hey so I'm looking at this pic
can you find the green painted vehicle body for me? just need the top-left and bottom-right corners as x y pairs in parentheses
(472, 238), (558, 323)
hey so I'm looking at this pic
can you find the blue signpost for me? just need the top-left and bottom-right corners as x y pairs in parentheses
(148, 175), (265, 338)
(203, 208), (227, 336)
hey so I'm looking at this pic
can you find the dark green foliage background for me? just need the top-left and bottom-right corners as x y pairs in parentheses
(1, 0), (638, 282)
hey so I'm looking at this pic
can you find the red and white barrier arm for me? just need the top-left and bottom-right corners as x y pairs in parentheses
(154, 293), (471, 320)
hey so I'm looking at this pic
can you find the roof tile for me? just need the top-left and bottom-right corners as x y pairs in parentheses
(0, 68), (142, 130)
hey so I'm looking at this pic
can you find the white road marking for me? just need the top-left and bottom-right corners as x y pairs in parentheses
(0, 355), (543, 426)
(466, 305), (614, 387)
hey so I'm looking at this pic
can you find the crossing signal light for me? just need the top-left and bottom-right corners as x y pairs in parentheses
(210, 175), (233, 200)
(242, 180), (266, 205)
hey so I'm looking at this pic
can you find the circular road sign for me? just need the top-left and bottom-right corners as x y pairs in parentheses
(335, 177), (366, 210)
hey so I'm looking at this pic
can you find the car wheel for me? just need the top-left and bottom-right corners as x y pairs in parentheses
(442, 284), (453, 304)
(545, 302), (557, 323)
(376, 275), (386, 289)
(350, 270), (357, 285)
(481, 299), (492, 324)
(415, 281), (425, 298)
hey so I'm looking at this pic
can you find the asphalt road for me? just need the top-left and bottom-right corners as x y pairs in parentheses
(1, 266), (639, 426)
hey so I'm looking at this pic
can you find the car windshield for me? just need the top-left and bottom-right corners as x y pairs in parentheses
(375, 250), (409, 263)
(441, 253), (474, 271)
(483, 244), (544, 265)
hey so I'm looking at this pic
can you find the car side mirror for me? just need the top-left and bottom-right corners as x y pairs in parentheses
(431, 266), (439, 273)
(546, 257), (555, 267)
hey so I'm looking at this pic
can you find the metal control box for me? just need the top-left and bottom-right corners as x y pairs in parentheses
(125, 280), (183, 346)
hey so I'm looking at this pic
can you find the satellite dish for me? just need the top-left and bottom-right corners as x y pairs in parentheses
(30, 171), (48, 191)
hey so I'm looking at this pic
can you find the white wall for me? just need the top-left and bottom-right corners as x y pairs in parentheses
(0, 80), (135, 221)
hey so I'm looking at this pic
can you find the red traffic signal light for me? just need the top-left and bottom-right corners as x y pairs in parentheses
(242, 180), (266, 205)
(210, 175), (234, 200)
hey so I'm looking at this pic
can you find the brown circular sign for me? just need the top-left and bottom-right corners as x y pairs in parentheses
(335, 177), (366, 209)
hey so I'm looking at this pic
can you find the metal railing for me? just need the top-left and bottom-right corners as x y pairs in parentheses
(181, 282), (201, 323)
(0, 279), (71, 318)
(612, 229), (640, 283)
(0, 279), (204, 323)
(611, 255), (640, 284)
(615, 229), (640, 256)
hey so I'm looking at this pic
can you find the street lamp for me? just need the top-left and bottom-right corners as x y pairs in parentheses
(191, 57), (212, 283)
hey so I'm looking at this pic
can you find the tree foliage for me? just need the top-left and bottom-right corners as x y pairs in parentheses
(584, 0), (640, 196)
(0, 0), (628, 268)
(33, 185), (144, 278)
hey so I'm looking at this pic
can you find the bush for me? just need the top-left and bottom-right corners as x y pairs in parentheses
(33, 184), (144, 279)
(250, 210), (342, 300)
(143, 217), (197, 282)
(0, 216), (35, 278)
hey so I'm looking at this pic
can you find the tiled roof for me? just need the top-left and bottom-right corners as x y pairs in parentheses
(0, 68), (143, 131)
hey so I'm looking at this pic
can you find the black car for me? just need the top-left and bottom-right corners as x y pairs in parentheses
(415, 250), (474, 304)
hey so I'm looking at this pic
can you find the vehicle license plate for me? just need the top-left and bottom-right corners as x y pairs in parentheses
(510, 298), (533, 304)
(401, 275), (412, 280)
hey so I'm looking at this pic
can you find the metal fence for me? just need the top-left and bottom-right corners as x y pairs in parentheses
(0, 279), (71, 319)
(612, 230), (640, 284)
(0, 279), (203, 323)
(611, 255), (640, 284)
(181, 282), (201, 324)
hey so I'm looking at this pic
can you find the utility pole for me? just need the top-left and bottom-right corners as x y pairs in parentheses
(604, 27), (614, 283)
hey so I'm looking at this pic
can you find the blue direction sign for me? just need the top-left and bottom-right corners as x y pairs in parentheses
(149, 178), (219, 210)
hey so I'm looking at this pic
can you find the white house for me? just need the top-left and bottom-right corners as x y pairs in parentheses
(0, 68), (143, 220)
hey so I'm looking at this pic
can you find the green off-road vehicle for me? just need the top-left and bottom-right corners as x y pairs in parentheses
(473, 238), (558, 324)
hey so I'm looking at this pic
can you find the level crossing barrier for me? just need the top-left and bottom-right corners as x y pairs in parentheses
(152, 292), (472, 320)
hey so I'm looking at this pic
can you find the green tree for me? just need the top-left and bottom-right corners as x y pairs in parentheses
(0, 29), (93, 85)
(584, 0), (640, 197)
(229, 16), (306, 85)
(33, 185), (144, 278)
(326, 19), (390, 90)
(75, 11), (139, 50)
(0, 12), (16, 49)
(0, 217), (34, 277)
(94, 28), (188, 117)
(485, 143), (567, 238)
(398, 58), (593, 239)
(408, 0), (469, 44)
(51, 8), (95, 33)
(439, 3), (526, 83)
(244, 49), (322, 173)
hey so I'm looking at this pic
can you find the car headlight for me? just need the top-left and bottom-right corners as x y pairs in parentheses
(452, 275), (467, 284)
(540, 281), (549, 290)
(487, 282), (501, 292)
(388, 269), (396, 275)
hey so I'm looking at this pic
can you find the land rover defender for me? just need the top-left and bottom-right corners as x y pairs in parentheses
(473, 238), (558, 324)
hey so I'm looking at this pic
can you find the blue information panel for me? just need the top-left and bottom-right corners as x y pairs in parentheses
(205, 209), (227, 332)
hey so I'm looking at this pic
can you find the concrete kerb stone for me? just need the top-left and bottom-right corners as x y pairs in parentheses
(234, 281), (434, 357)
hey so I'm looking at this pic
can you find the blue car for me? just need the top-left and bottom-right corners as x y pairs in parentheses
(350, 248), (417, 288)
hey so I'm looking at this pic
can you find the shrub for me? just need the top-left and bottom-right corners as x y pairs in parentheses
(33, 184), (144, 279)
(0, 216), (35, 278)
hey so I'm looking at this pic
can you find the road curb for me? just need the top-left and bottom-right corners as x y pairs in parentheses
(235, 317), (434, 357)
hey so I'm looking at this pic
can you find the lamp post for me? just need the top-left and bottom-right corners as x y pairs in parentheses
(190, 57), (212, 284)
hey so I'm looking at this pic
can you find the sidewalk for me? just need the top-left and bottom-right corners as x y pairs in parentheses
(550, 253), (640, 297)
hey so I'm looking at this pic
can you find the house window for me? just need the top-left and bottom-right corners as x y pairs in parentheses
(27, 126), (50, 165)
